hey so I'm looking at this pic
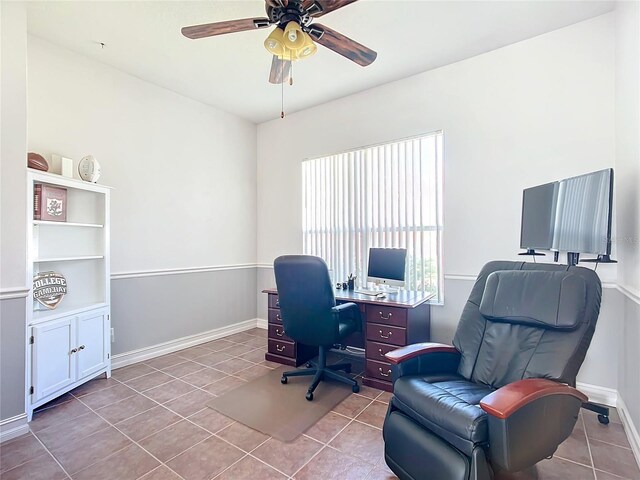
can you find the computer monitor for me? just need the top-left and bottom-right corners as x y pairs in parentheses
(367, 248), (407, 289)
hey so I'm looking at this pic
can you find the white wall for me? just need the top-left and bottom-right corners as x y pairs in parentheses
(614, 0), (640, 453)
(257, 14), (619, 388)
(27, 36), (257, 274)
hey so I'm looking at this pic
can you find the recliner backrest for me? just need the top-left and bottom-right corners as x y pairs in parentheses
(273, 255), (337, 346)
(452, 261), (601, 389)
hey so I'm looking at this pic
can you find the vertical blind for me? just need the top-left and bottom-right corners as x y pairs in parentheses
(302, 131), (444, 300)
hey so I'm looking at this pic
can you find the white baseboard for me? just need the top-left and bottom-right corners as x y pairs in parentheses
(617, 394), (640, 468)
(576, 382), (618, 407)
(0, 414), (29, 443)
(112, 318), (261, 369)
(256, 318), (268, 329)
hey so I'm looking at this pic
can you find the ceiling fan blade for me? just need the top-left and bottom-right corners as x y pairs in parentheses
(310, 24), (376, 66)
(182, 17), (271, 39)
(303, 0), (358, 17)
(266, 0), (288, 7)
(269, 56), (292, 84)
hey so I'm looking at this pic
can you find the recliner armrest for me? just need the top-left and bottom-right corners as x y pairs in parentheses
(479, 379), (588, 472)
(480, 378), (588, 419)
(385, 343), (459, 364)
(385, 343), (461, 380)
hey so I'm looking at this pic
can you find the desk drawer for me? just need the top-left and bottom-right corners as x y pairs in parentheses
(268, 308), (283, 325)
(366, 359), (394, 382)
(268, 339), (295, 358)
(366, 322), (406, 346)
(268, 324), (292, 343)
(366, 341), (399, 361)
(366, 305), (407, 327)
(268, 294), (280, 309)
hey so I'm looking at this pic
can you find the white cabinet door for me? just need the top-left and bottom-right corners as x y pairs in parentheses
(32, 317), (76, 401)
(76, 311), (108, 379)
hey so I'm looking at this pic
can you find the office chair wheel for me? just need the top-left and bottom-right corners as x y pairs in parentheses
(305, 362), (313, 368)
(280, 376), (288, 384)
(306, 391), (314, 401)
(598, 414), (610, 425)
(352, 384), (360, 393)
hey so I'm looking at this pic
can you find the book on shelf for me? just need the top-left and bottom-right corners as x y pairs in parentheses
(34, 184), (67, 222)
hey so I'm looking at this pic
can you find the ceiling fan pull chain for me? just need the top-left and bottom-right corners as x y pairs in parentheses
(281, 67), (285, 118)
(290, 60), (294, 86)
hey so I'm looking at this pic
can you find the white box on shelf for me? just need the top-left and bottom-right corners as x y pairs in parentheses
(51, 154), (74, 178)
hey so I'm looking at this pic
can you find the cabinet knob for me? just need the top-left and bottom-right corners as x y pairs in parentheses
(276, 314), (282, 321)
(276, 344), (286, 352)
(378, 367), (391, 377)
(78, 345), (86, 350)
(379, 311), (392, 320)
(378, 348), (385, 357)
(70, 348), (78, 354)
(275, 329), (284, 337)
(379, 330), (392, 339)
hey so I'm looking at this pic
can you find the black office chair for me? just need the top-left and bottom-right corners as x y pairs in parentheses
(274, 255), (362, 401)
(382, 261), (602, 480)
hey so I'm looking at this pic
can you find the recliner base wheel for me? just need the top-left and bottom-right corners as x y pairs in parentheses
(598, 414), (610, 425)
(280, 376), (287, 384)
(352, 384), (360, 393)
(306, 391), (314, 401)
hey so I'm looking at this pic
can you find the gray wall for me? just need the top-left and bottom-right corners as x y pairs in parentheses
(111, 268), (257, 355)
(0, 298), (26, 420)
(619, 296), (640, 437)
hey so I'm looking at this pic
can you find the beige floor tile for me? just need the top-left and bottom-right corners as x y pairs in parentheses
(111, 363), (156, 382)
(188, 408), (235, 434)
(333, 394), (372, 418)
(144, 379), (195, 403)
(294, 446), (374, 480)
(139, 420), (211, 462)
(329, 421), (383, 465)
(0, 434), (47, 472)
(180, 368), (227, 388)
(238, 348), (269, 363)
(225, 343), (258, 356)
(193, 351), (235, 368)
(216, 455), (286, 479)
(116, 405), (182, 441)
(235, 364), (272, 381)
(50, 426), (131, 474)
(160, 361), (206, 378)
(72, 444), (159, 480)
(30, 398), (93, 432)
(0, 452), (67, 480)
(166, 436), (244, 480)
(175, 346), (211, 360)
(365, 467), (399, 480)
(555, 427), (592, 467)
(534, 457), (597, 479)
(584, 414), (633, 448)
(80, 384), (137, 410)
(124, 371), (174, 392)
(34, 392), (75, 411)
(252, 436), (323, 476)
(241, 336), (268, 348)
(35, 411), (109, 451)
(96, 393), (157, 424)
(216, 422), (269, 452)
(244, 328), (267, 337)
(224, 333), (256, 344)
(355, 385), (385, 400)
(376, 391), (393, 404)
(164, 389), (215, 417)
(144, 354), (186, 370)
(355, 401), (387, 429)
(202, 376), (247, 396)
(590, 439), (640, 479)
(305, 412), (352, 444)
(139, 466), (183, 480)
(213, 358), (256, 374)
(70, 376), (119, 397)
(200, 339), (237, 352)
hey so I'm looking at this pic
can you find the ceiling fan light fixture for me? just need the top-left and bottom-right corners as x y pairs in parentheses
(283, 21), (305, 49)
(264, 27), (285, 56)
(297, 32), (317, 58)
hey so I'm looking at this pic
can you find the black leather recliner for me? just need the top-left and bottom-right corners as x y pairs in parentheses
(382, 261), (601, 480)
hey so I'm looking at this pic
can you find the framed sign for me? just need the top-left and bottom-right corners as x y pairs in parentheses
(33, 271), (67, 309)
(34, 184), (67, 222)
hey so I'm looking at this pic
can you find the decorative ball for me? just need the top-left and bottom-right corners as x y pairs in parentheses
(28, 152), (49, 172)
(78, 155), (101, 183)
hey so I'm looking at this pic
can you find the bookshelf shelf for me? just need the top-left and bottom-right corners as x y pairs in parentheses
(34, 255), (104, 263)
(34, 220), (104, 228)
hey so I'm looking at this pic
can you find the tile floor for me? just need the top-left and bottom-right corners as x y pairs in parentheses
(1, 327), (639, 480)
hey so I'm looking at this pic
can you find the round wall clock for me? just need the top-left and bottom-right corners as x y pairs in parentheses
(78, 155), (101, 183)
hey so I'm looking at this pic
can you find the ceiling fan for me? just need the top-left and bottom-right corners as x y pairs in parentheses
(181, 0), (377, 85)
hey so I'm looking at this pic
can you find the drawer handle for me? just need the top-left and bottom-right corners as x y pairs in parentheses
(379, 330), (392, 339)
(378, 348), (385, 357)
(276, 314), (282, 321)
(275, 299), (280, 307)
(378, 367), (391, 377)
(78, 345), (86, 351)
(70, 348), (78, 354)
(276, 345), (286, 352)
(379, 311), (393, 320)
(275, 329), (284, 337)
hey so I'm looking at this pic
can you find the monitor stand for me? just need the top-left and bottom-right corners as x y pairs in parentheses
(581, 254), (618, 264)
(518, 249), (545, 256)
(375, 283), (400, 294)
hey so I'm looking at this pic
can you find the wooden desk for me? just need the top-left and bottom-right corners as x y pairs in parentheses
(262, 288), (433, 392)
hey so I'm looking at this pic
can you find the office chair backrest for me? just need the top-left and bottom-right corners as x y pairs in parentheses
(453, 261), (601, 389)
(273, 255), (338, 347)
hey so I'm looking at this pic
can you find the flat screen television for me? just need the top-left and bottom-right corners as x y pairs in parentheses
(520, 182), (558, 251)
(520, 168), (613, 257)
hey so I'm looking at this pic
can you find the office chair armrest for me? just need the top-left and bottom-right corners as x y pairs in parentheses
(479, 379), (588, 472)
(385, 343), (461, 380)
(331, 302), (362, 332)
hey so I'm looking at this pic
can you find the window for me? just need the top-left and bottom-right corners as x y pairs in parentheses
(302, 131), (444, 300)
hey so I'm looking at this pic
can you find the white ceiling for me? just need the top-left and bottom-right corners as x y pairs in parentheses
(26, 1), (614, 123)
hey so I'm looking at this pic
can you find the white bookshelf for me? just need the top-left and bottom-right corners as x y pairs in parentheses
(26, 170), (112, 419)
